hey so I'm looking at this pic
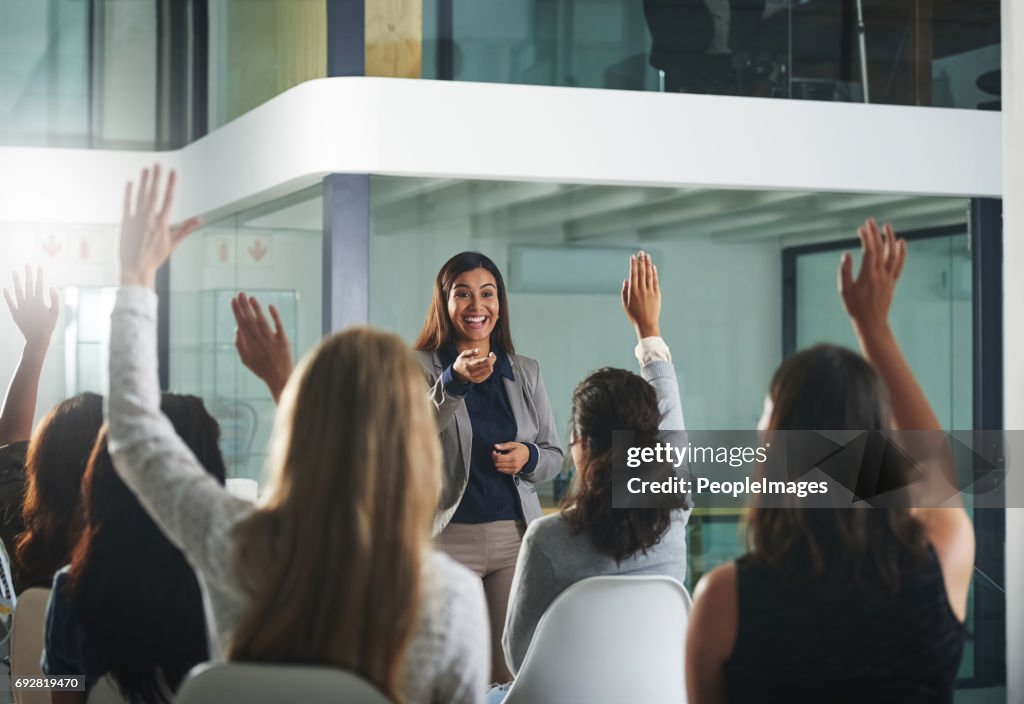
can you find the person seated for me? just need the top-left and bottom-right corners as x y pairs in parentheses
(106, 166), (489, 703)
(42, 394), (227, 704)
(0, 266), (60, 586)
(493, 252), (691, 699)
(15, 391), (103, 593)
(686, 219), (973, 703)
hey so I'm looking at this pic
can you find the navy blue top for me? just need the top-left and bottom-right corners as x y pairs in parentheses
(440, 346), (538, 524)
(42, 567), (102, 690)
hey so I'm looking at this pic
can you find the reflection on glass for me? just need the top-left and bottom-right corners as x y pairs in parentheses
(63, 287), (117, 395)
(0, 0), (89, 145)
(169, 186), (323, 483)
(208, 0), (327, 129)
(421, 0), (1000, 109)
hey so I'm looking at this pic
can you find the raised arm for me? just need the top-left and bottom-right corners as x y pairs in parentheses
(839, 218), (940, 432)
(622, 251), (684, 431)
(231, 292), (294, 403)
(838, 217), (973, 618)
(107, 166), (249, 592)
(0, 266), (59, 445)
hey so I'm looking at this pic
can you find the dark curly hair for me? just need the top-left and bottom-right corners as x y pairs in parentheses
(562, 367), (676, 563)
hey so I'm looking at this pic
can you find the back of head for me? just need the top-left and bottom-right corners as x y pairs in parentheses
(17, 392), (104, 590)
(767, 344), (891, 431)
(69, 394), (226, 704)
(563, 367), (675, 563)
(750, 344), (927, 590)
(230, 327), (441, 702)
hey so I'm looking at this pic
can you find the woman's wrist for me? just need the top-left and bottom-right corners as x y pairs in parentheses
(121, 270), (157, 288)
(635, 323), (661, 340)
(852, 318), (893, 346)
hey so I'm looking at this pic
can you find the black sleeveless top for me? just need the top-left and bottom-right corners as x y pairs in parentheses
(722, 545), (965, 704)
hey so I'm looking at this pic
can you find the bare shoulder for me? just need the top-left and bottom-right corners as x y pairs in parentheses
(693, 562), (738, 613)
(689, 562), (739, 661)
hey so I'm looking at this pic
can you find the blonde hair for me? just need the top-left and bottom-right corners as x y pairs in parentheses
(228, 328), (441, 702)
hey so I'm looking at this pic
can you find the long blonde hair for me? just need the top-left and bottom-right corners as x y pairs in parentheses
(229, 328), (441, 702)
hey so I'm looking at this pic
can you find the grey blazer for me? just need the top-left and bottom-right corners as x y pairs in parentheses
(417, 350), (564, 533)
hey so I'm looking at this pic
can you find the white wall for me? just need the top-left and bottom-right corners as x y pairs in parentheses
(1002, 1), (1023, 701)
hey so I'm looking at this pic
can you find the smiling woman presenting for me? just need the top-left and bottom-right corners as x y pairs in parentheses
(414, 252), (562, 684)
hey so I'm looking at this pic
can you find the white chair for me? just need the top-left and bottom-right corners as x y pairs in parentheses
(503, 575), (692, 704)
(86, 676), (126, 704)
(10, 588), (51, 704)
(175, 662), (391, 704)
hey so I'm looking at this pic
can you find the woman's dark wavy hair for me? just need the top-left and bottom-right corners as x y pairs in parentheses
(16, 392), (104, 591)
(413, 251), (515, 354)
(562, 368), (674, 563)
(748, 344), (929, 592)
(69, 394), (226, 704)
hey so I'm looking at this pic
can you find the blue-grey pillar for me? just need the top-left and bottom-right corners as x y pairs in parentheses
(322, 174), (370, 332)
(322, 0), (370, 333)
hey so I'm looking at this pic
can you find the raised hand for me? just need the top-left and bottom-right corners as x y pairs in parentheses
(838, 217), (906, 336)
(452, 348), (497, 384)
(492, 442), (530, 475)
(621, 250), (661, 340)
(231, 293), (294, 402)
(0, 265), (59, 444)
(119, 165), (201, 288)
(3, 265), (59, 351)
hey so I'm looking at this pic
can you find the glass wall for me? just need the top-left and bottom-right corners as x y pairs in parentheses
(168, 185), (323, 482)
(0, 0), (159, 148)
(422, 0), (1000, 109)
(0, 0), (90, 146)
(208, 0), (327, 130)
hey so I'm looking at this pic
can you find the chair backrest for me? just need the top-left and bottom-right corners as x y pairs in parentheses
(11, 587), (52, 704)
(175, 662), (392, 704)
(504, 575), (692, 704)
(87, 676), (127, 704)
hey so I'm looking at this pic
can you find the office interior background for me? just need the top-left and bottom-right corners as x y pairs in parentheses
(0, 1), (1020, 701)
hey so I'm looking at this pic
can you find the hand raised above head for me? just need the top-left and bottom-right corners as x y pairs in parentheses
(621, 250), (661, 340)
(838, 217), (906, 337)
(231, 292), (294, 402)
(3, 264), (59, 351)
(119, 165), (201, 288)
(452, 348), (496, 384)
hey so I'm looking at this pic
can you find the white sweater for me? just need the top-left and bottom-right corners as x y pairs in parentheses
(106, 286), (489, 704)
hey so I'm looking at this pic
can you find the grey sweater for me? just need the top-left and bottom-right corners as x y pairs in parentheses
(501, 350), (690, 675)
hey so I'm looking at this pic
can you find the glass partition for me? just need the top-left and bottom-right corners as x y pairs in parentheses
(0, 0), (90, 146)
(168, 185), (323, 483)
(208, 0), (327, 129)
(421, 0), (1000, 109)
